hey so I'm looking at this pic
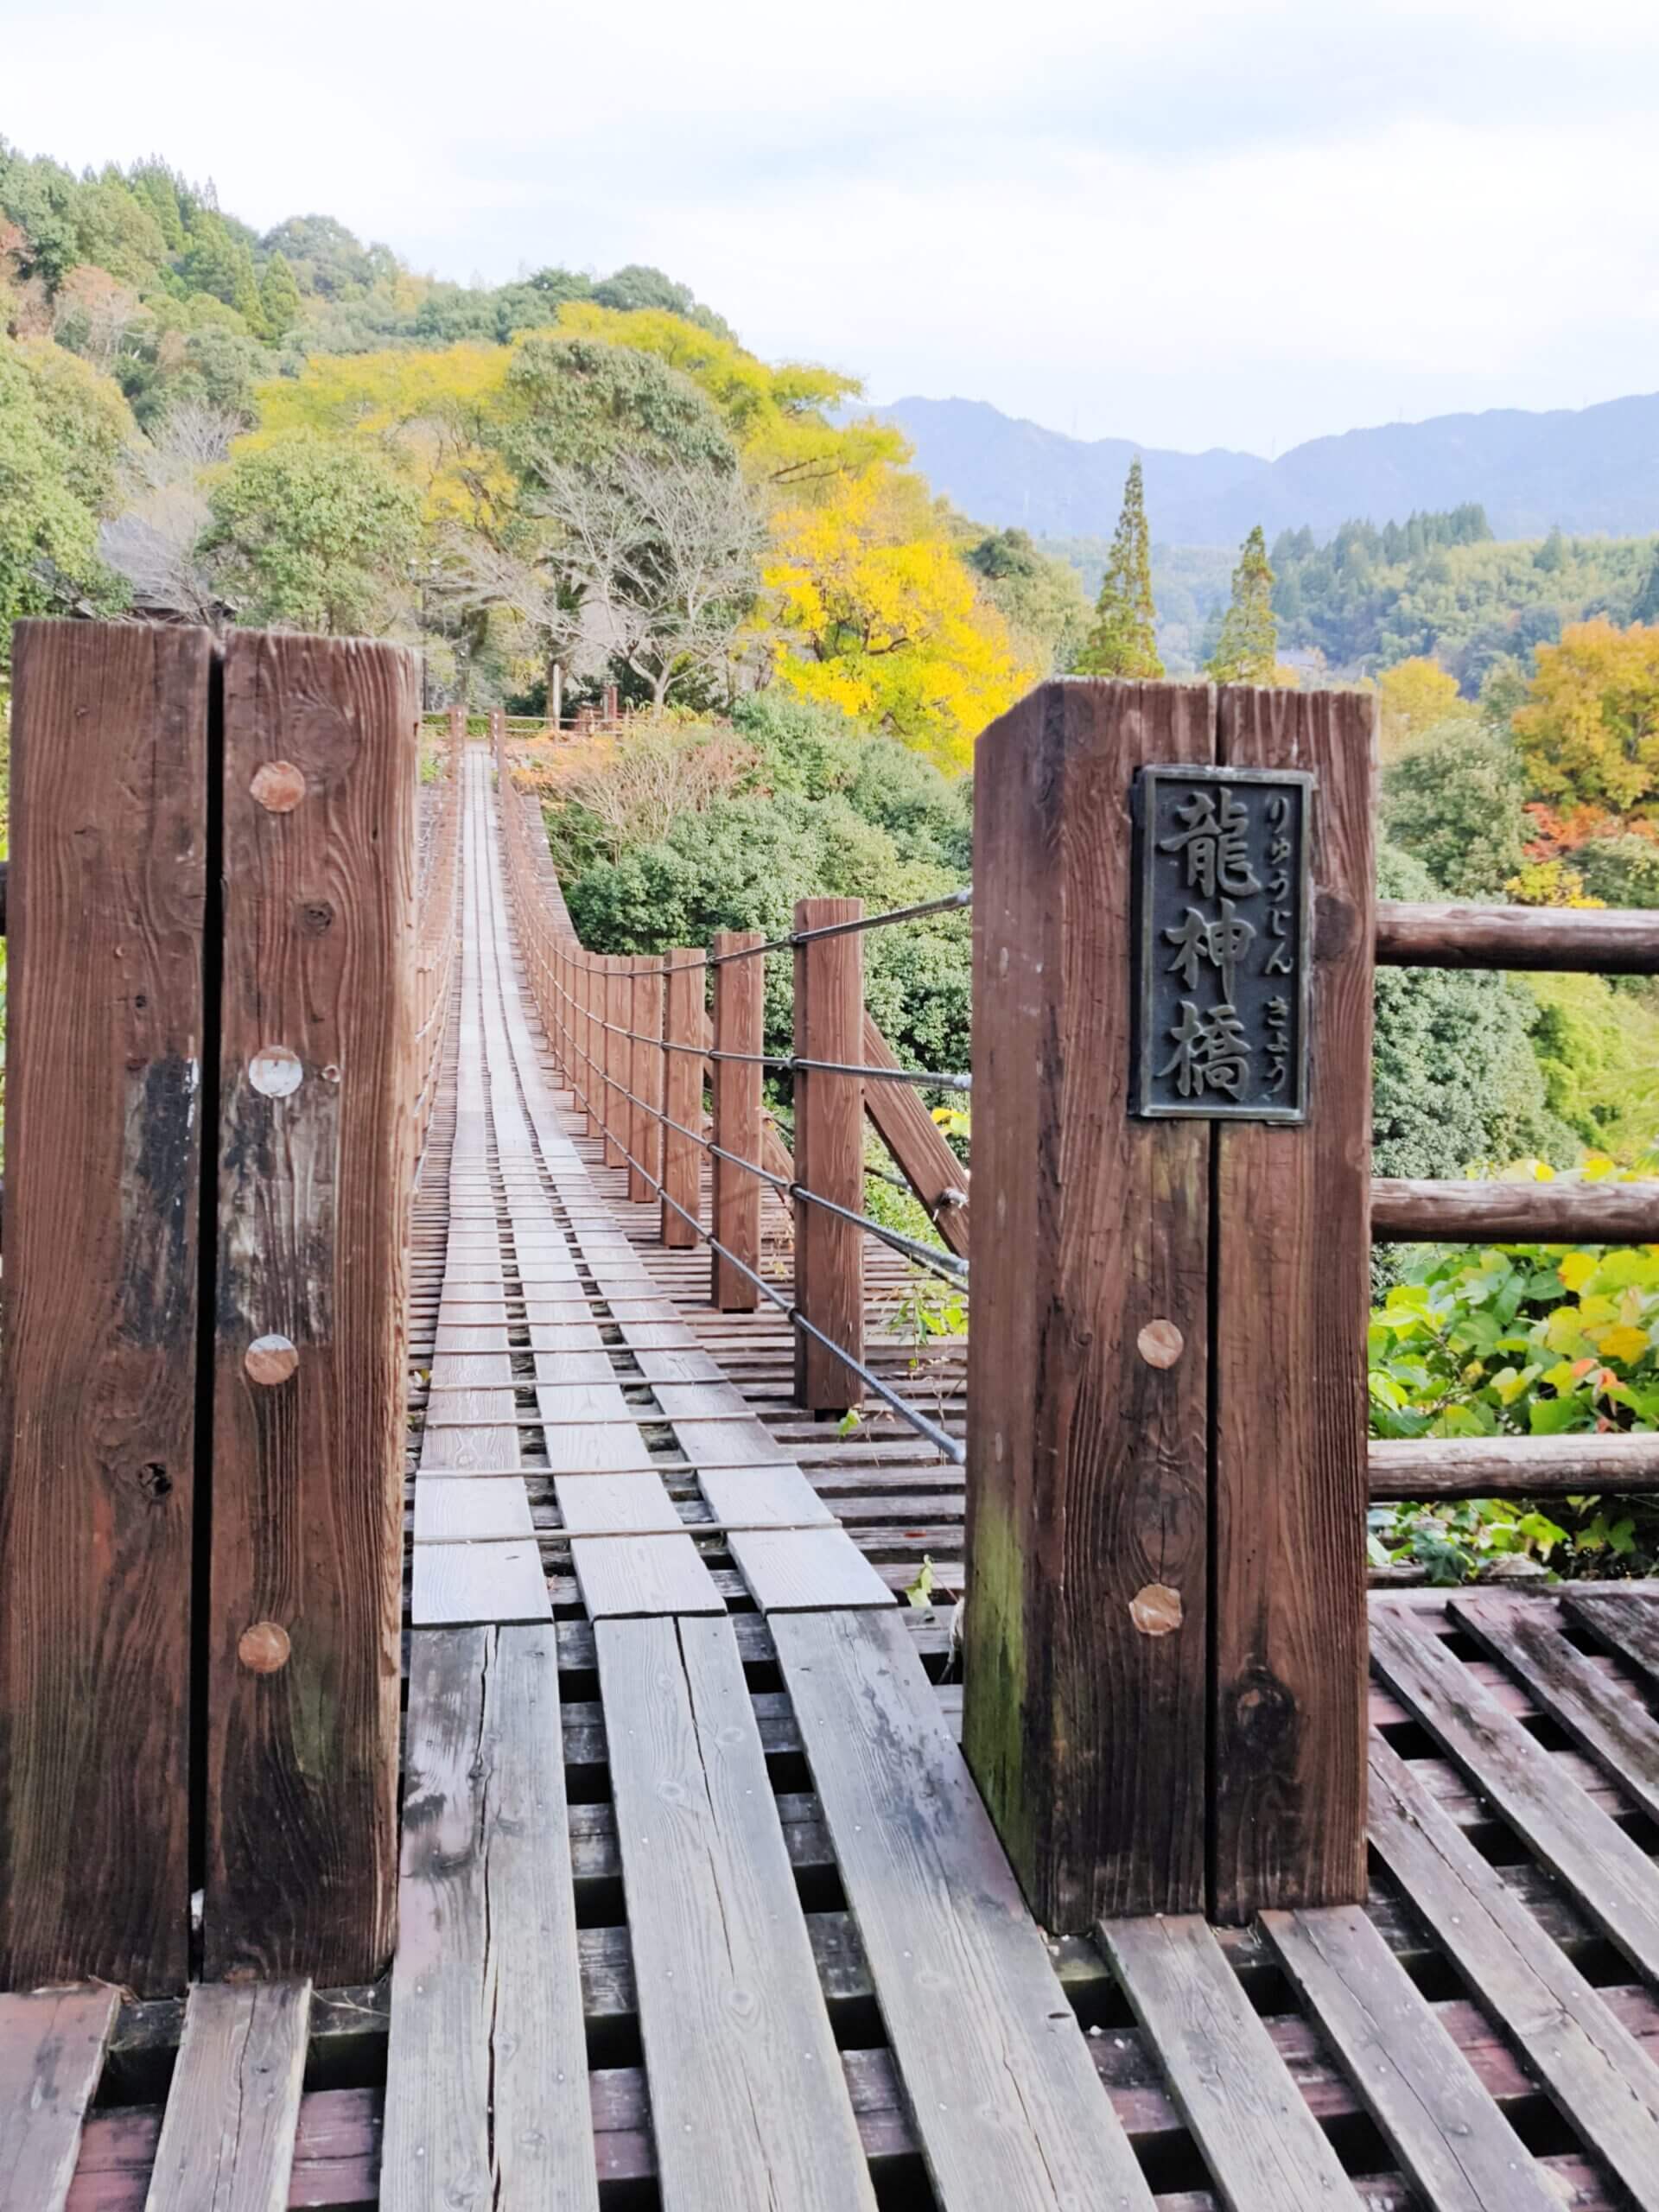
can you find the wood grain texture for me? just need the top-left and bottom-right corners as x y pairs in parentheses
(143, 1982), (310, 2212)
(1371, 1433), (1659, 1497)
(963, 679), (1213, 1926)
(1259, 1904), (1557, 2212)
(1565, 1588), (1659, 1687)
(626, 956), (661, 1205)
(412, 1480), (535, 1543)
(598, 1616), (877, 2212)
(207, 631), (417, 1981)
(775, 1609), (1156, 2211)
(860, 1010), (970, 1258)
(1211, 685), (1375, 1918)
(0, 1986), (118, 2212)
(1376, 898), (1659, 973)
(383, 1626), (597, 2212)
(728, 1527), (898, 1610)
(0, 620), (210, 1993)
(1373, 1176), (1659, 1242)
(793, 898), (864, 1410)
(1370, 1608), (1659, 1980)
(571, 1533), (724, 1618)
(411, 1541), (550, 1626)
(1368, 1731), (1659, 2212)
(710, 931), (763, 1311)
(602, 959), (627, 1170)
(661, 949), (702, 1247)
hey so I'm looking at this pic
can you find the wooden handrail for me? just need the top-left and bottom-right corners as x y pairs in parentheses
(1370, 1433), (1659, 1497)
(1376, 899), (1659, 973)
(1371, 1177), (1659, 1243)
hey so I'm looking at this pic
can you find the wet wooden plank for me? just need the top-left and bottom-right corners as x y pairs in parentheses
(0, 1986), (118, 2212)
(383, 1626), (596, 2210)
(0, 622), (209, 1993)
(597, 1616), (877, 2211)
(728, 1527), (896, 1611)
(143, 1982), (310, 2212)
(774, 1608), (1155, 2210)
(1102, 1914), (1360, 2210)
(1370, 1610), (1659, 1980)
(1259, 1904), (1555, 2212)
(1368, 1732), (1659, 2211)
(410, 1541), (550, 1627)
(571, 1534), (724, 1619)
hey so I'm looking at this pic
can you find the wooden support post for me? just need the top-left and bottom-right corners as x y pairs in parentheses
(603, 683), (620, 725)
(1209, 687), (1373, 1917)
(627, 954), (662, 1204)
(710, 931), (763, 1312)
(792, 899), (864, 1414)
(963, 679), (1372, 1933)
(602, 957), (627, 1170)
(448, 702), (464, 747)
(0, 621), (210, 1995)
(207, 632), (417, 1980)
(662, 952), (702, 1247)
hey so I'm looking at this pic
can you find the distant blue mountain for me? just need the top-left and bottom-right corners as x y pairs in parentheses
(874, 392), (1659, 543)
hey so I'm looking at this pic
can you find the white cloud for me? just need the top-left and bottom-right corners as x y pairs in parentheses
(4, 0), (1657, 450)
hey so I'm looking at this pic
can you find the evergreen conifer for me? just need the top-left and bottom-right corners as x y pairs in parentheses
(1075, 457), (1162, 677)
(1206, 524), (1279, 683)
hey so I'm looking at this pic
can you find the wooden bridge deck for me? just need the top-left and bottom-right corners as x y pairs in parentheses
(11, 751), (1659, 2210)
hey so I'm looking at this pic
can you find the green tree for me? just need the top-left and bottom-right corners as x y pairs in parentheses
(964, 527), (1090, 674)
(1381, 719), (1529, 896)
(200, 430), (421, 632)
(1206, 524), (1279, 683)
(1074, 458), (1161, 677)
(0, 339), (125, 662)
(259, 251), (302, 340)
(1631, 546), (1659, 627)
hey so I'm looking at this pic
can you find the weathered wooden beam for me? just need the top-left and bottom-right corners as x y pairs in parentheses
(1372, 1177), (1659, 1243)
(206, 631), (417, 1981)
(793, 898), (865, 1413)
(1376, 899), (1659, 974)
(710, 931), (763, 1313)
(0, 620), (210, 1995)
(859, 1010), (970, 1259)
(1211, 685), (1374, 1918)
(661, 951), (702, 1249)
(964, 680), (1212, 1926)
(626, 955), (661, 1205)
(1370, 1433), (1659, 1497)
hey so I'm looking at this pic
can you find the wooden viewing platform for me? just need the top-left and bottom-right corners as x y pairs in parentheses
(5, 645), (1659, 2210)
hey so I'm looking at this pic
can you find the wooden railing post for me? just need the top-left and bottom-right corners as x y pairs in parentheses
(662, 951), (702, 1246)
(0, 621), (211, 1995)
(602, 957), (627, 1171)
(628, 953), (663, 1203)
(710, 931), (763, 1311)
(207, 632), (417, 1980)
(963, 679), (1372, 1932)
(793, 899), (864, 1413)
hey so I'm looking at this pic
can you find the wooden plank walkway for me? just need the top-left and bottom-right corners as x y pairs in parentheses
(16, 744), (1659, 2212)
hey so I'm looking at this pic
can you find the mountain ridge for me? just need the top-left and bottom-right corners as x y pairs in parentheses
(874, 391), (1659, 544)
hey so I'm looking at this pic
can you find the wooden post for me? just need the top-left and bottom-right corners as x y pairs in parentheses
(550, 662), (563, 730)
(963, 679), (1372, 1935)
(662, 950), (702, 1248)
(0, 621), (210, 1996)
(627, 954), (663, 1203)
(602, 957), (628, 1171)
(207, 632), (417, 1980)
(448, 702), (464, 747)
(710, 931), (763, 1312)
(603, 682), (620, 725)
(792, 899), (864, 1413)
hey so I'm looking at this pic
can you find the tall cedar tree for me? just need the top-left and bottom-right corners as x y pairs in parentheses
(1207, 524), (1279, 683)
(1076, 457), (1162, 677)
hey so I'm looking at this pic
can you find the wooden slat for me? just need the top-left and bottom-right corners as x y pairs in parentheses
(207, 632), (416, 1983)
(860, 1009), (970, 1258)
(698, 1464), (836, 1528)
(1211, 686), (1374, 1917)
(1103, 1914), (1361, 2209)
(143, 1982), (310, 2212)
(964, 678), (1212, 1925)
(1370, 1610), (1659, 1981)
(411, 1541), (550, 1627)
(1259, 1904), (1558, 2212)
(0, 1986), (118, 2212)
(597, 1615), (877, 2211)
(383, 1626), (596, 2210)
(793, 897), (864, 1410)
(556, 1474), (682, 1535)
(1566, 1588), (1659, 1689)
(710, 931), (763, 1312)
(571, 1533), (724, 1618)
(0, 622), (209, 1993)
(1368, 1732), (1659, 2211)
(412, 1480), (535, 1544)
(1454, 1593), (1659, 1827)
(728, 1528), (896, 1611)
(774, 1608), (1156, 2211)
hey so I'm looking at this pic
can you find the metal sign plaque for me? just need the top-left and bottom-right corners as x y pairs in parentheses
(1132, 765), (1315, 1122)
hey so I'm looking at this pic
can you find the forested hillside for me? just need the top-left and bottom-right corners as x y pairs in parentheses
(0, 136), (1089, 769)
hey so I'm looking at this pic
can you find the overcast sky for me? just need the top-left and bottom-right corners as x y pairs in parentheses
(5, 0), (1657, 454)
